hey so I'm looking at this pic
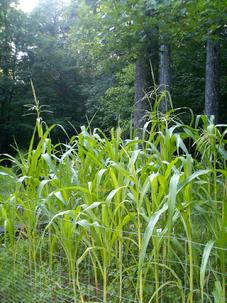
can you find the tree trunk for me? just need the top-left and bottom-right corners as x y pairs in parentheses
(134, 52), (149, 131)
(159, 44), (170, 113)
(205, 39), (220, 121)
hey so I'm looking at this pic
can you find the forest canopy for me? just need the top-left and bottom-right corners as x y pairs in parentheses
(0, 0), (227, 153)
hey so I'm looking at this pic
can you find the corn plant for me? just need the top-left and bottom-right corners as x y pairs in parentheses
(0, 94), (226, 302)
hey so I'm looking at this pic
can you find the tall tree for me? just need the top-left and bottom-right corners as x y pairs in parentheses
(205, 38), (220, 120)
(179, 0), (227, 121)
(134, 49), (149, 130)
(70, 0), (158, 131)
(159, 43), (170, 112)
(153, 0), (172, 113)
(26, 0), (86, 128)
(0, 0), (28, 152)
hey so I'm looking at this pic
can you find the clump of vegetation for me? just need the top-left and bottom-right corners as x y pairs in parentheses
(0, 95), (226, 303)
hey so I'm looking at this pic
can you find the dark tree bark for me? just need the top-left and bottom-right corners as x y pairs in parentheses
(205, 39), (220, 121)
(159, 43), (170, 113)
(133, 52), (149, 131)
(0, 3), (10, 153)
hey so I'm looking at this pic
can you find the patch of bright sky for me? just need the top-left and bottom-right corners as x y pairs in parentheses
(19, 0), (39, 12)
(19, 0), (70, 13)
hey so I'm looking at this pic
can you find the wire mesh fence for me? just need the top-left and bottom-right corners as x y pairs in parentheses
(0, 219), (226, 303)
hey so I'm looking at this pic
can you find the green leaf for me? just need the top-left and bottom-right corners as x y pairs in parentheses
(139, 203), (168, 269)
(200, 240), (215, 301)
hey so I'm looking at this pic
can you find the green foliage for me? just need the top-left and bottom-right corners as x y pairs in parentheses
(0, 99), (226, 302)
(0, 0), (30, 152)
(88, 64), (135, 132)
(0, 0), (87, 153)
(1, 0), (227, 154)
(69, 0), (227, 135)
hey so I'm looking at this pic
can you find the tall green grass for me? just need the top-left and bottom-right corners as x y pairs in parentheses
(0, 96), (226, 302)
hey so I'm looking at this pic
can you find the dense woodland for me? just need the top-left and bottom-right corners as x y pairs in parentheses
(1, 1), (227, 302)
(0, 0), (227, 152)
